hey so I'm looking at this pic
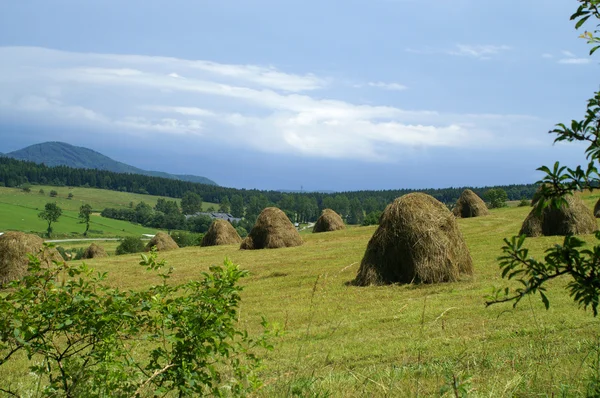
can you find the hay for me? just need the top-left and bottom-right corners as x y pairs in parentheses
(82, 243), (108, 259)
(145, 232), (179, 252)
(452, 189), (489, 218)
(594, 198), (600, 218)
(313, 209), (345, 233)
(520, 192), (597, 237)
(201, 219), (242, 247)
(240, 207), (303, 250)
(353, 193), (473, 286)
(0, 231), (61, 285)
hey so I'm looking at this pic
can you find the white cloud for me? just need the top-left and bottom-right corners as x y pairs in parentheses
(562, 50), (575, 57)
(367, 81), (408, 91)
(558, 58), (591, 65)
(0, 46), (542, 162)
(448, 44), (511, 59)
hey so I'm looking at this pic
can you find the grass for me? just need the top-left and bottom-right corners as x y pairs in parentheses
(3, 193), (600, 396)
(0, 185), (218, 238)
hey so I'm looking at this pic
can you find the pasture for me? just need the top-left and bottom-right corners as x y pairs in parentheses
(0, 185), (218, 238)
(3, 193), (599, 396)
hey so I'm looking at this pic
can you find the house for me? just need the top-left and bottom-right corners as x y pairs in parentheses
(185, 212), (242, 223)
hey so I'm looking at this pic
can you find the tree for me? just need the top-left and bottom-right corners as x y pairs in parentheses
(219, 196), (231, 213)
(231, 194), (244, 218)
(78, 204), (93, 236)
(49, 190), (58, 197)
(181, 191), (203, 215)
(347, 198), (365, 225)
(0, 249), (269, 396)
(115, 236), (145, 255)
(487, 2), (600, 317)
(38, 202), (62, 237)
(67, 192), (74, 200)
(484, 188), (508, 209)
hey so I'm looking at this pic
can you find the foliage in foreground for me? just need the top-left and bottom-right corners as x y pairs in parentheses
(488, 0), (600, 316)
(0, 248), (270, 397)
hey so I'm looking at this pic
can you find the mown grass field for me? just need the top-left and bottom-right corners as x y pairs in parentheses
(0, 185), (217, 238)
(3, 192), (599, 396)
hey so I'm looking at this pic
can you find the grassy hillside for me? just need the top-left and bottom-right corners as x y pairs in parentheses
(0, 185), (218, 237)
(4, 193), (598, 396)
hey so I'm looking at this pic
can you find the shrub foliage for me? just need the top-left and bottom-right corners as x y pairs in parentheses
(0, 248), (269, 396)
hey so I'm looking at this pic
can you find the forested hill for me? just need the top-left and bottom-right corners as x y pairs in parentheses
(0, 156), (537, 210)
(5, 142), (218, 186)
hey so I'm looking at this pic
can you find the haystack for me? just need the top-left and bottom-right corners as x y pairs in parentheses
(594, 198), (600, 218)
(313, 209), (345, 233)
(353, 193), (473, 286)
(0, 231), (61, 285)
(452, 189), (489, 218)
(201, 219), (242, 246)
(145, 232), (179, 252)
(520, 193), (597, 237)
(240, 207), (303, 250)
(82, 243), (108, 259)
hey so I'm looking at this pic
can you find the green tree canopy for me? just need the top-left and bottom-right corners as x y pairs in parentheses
(78, 204), (93, 236)
(38, 202), (62, 237)
(181, 191), (203, 215)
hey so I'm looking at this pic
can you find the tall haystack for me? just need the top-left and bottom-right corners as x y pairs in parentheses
(201, 219), (242, 247)
(0, 231), (61, 285)
(145, 232), (179, 252)
(82, 243), (108, 259)
(520, 193), (597, 237)
(594, 198), (600, 218)
(313, 209), (345, 233)
(240, 207), (303, 250)
(452, 189), (489, 218)
(354, 193), (473, 286)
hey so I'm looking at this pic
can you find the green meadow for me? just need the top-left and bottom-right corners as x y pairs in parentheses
(0, 186), (218, 238)
(3, 193), (599, 396)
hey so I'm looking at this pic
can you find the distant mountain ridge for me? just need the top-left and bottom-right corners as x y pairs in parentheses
(4, 142), (218, 186)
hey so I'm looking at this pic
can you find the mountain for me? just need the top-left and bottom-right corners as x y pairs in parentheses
(5, 142), (218, 186)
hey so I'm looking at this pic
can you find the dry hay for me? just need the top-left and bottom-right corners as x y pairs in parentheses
(520, 192), (597, 237)
(240, 207), (303, 250)
(313, 209), (345, 233)
(201, 219), (242, 247)
(353, 192), (473, 286)
(0, 231), (61, 285)
(452, 189), (489, 218)
(145, 232), (179, 252)
(595, 198), (600, 218)
(82, 243), (108, 259)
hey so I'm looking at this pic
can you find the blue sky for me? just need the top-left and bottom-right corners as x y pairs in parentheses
(0, 0), (597, 191)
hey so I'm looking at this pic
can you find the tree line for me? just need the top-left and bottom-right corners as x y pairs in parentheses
(0, 156), (538, 226)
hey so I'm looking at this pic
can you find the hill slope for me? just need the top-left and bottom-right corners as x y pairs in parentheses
(5, 142), (217, 186)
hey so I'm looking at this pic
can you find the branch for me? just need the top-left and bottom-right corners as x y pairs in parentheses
(131, 363), (175, 398)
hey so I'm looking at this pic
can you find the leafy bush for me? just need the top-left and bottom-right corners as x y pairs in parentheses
(115, 236), (145, 255)
(49, 190), (58, 197)
(170, 231), (203, 247)
(236, 226), (248, 238)
(362, 211), (382, 226)
(484, 188), (508, 209)
(0, 248), (270, 396)
(517, 198), (530, 207)
(55, 246), (85, 261)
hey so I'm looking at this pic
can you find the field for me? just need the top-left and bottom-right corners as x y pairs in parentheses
(0, 185), (218, 238)
(3, 192), (599, 396)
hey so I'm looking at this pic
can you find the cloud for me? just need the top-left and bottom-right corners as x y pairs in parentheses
(558, 58), (591, 65)
(367, 81), (408, 91)
(0, 46), (543, 162)
(406, 44), (511, 60)
(448, 44), (511, 59)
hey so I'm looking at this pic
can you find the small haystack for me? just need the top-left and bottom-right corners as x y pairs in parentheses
(0, 231), (61, 285)
(145, 232), (179, 252)
(240, 207), (303, 250)
(313, 209), (345, 233)
(520, 193), (597, 237)
(201, 219), (242, 247)
(82, 243), (108, 259)
(354, 193), (473, 286)
(452, 189), (489, 218)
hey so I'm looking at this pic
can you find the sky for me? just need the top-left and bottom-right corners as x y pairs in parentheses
(0, 0), (597, 191)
